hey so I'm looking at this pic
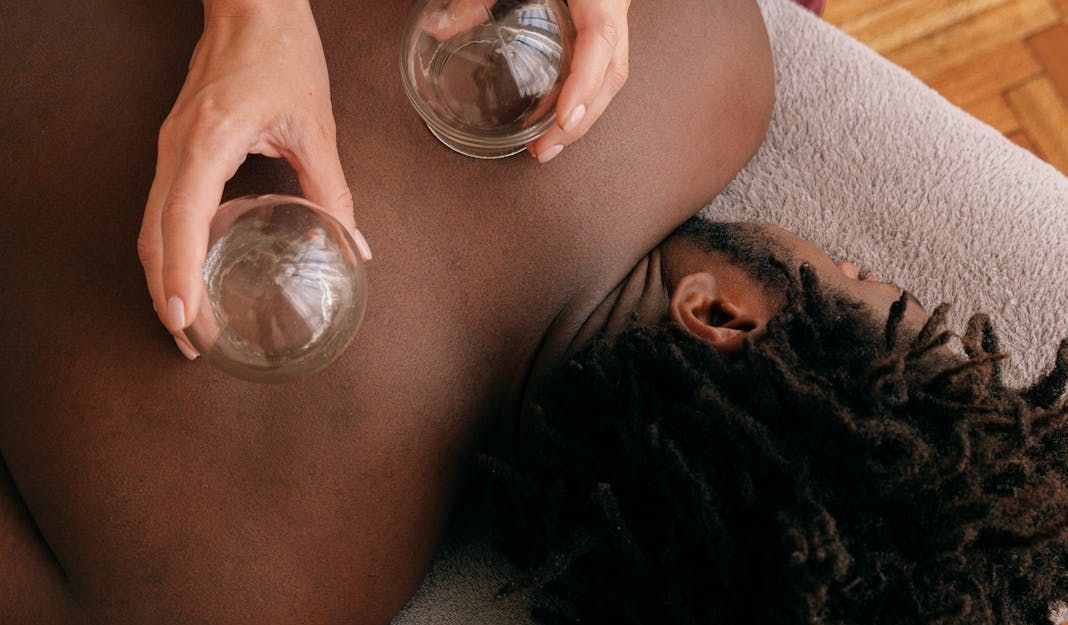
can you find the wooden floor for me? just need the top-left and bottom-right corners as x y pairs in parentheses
(825, 0), (1068, 176)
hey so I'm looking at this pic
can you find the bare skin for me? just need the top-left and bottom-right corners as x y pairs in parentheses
(655, 224), (930, 349)
(0, 1), (773, 624)
(514, 222), (931, 434)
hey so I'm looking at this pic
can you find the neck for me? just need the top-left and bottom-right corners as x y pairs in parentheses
(497, 249), (671, 451)
(570, 247), (672, 351)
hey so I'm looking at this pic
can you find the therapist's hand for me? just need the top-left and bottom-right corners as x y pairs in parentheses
(529, 0), (631, 163)
(139, 0), (354, 359)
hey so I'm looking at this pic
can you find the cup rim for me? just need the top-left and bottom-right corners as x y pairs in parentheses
(398, 0), (575, 156)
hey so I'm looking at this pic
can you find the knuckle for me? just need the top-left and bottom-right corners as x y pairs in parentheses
(160, 91), (244, 152)
(190, 95), (226, 126)
(606, 63), (629, 93)
(566, 126), (590, 144)
(158, 115), (177, 144)
(160, 191), (195, 226)
(136, 233), (157, 266)
(595, 21), (621, 50)
(157, 116), (182, 155)
(186, 97), (239, 147)
(335, 187), (355, 213)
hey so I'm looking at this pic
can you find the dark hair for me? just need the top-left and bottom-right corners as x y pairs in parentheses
(673, 218), (795, 293)
(477, 264), (1068, 625)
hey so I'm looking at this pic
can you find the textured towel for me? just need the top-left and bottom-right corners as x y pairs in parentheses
(394, 0), (1068, 621)
(705, 0), (1068, 389)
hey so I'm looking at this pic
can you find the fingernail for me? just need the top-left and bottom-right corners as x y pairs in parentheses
(352, 229), (373, 262)
(562, 104), (586, 134)
(167, 295), (187, 331)
(538, 144), (564, 164)
(174, 336), (199, 361)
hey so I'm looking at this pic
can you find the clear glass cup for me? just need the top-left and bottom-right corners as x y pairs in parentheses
(400, 0), (576, 159)
(185, 195), (370, 383)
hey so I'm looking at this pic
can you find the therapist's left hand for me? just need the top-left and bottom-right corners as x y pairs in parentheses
(529, 0), (631, 163)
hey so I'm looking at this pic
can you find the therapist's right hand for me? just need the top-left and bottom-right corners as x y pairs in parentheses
(139, 0), (355, 360)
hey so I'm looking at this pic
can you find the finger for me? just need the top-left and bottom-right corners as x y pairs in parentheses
(141, 160), (202, 359)
(286, 125), (356, 232)
(159, 152), (234, 336)
(419, 0), (499, 41)
(139, 163), (175, 328)
(284, 126), (373, 262)
(554, 7), (623, 136)
(529, 54), (625, 161)
(530, 15), (629, 160)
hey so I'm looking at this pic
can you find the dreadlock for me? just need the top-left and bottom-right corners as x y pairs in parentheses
(476, 261), (1068, 625)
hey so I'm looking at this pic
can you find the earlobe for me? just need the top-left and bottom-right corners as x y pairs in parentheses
(668, 272), (755, 355)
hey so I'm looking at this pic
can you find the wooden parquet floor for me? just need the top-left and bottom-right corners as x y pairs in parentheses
(825, 0), (1068, 176)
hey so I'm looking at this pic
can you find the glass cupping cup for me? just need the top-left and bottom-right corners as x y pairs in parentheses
(400, 0), (576, 158)
(184, 195), (370, 383)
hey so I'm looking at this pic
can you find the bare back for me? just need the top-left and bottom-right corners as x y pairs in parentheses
(0, 1), (773, 623)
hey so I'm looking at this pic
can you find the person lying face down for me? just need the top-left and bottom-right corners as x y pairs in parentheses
(1, 1), (784, 623)
(481, 219), (1068, 625)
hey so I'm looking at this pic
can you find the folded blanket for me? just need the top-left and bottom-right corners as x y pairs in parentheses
(394, 0), (1068, 621)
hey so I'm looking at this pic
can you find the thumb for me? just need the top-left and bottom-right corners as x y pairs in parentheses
(288, 130), (372, 262)
(291, 131), (356, 230)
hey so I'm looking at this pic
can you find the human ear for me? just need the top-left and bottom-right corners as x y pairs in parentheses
(668, 273), (759, 355)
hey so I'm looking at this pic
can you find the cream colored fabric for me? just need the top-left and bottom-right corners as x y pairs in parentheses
(705, 0), (1068, 388)
(394, 0), (1068, 621)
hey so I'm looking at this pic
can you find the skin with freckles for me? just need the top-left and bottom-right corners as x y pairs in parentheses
(0, 1), (772, 624)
